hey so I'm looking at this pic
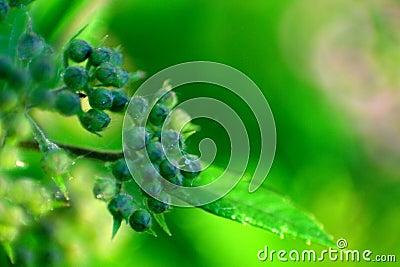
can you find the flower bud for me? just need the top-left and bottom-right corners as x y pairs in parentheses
(164, 173), (183, 186)
(112, 67), (130, 88)
(41, 148), (72, 177)
(142, 179), (163, 197)
(17, 32), (45, 60)
(108, 193), (135, 221)
(158, 90), (178, 109)
(127, 96), (148, 120)
(89, 47), (111, 66)
(88, 87), (113, 110)
(95, 62), (116, 86)
(159, 159), (179, 179)
(140, 163), (160, 181)
(93, 178), (117, 202)
(109, 90), (129, 112)
(111, 158), (132, 182)
(54, 91), (81, 116)
(129, 209), (152, 232)
(63, 66), (88, 90)
(110, 50), (123, 66)
(66, 39), (92, 63)
(149, 103), (169, 126)
(160, 129), (184, 152)
(146, 141), (164, 163)
(125, 126), (151, 151)
(78, 109), (111, 134)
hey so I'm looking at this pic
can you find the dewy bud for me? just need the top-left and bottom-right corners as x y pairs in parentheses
(129, 209), (152, 232)
(140, 163), (160, 181)
(107, 193), (135, 221)
(41, 148), (72, 177)
(125, 126), (151, 151)
(78, 109), (111, 134)
(63, 66), (88, 90)
(158, 90), (178, 109)
(17, 32), (45, 60)
(112, 67), (130, 88)
(95, 62), (116, 86)
(159, 159), (179, 179)
(127, 96), (148, 120)
(88, 88), (113, 110)
(66, 39), (92, 63)
(93, 178), (117, 202)
(110, 50), (123, 66)
(89, 47), (112, 66)
(54, 91), (81, 116)
(111, 158), (132, 182)
(109, 90), (129, 112)
(146, 141), (164, 163)
(149, 103), (170, 126)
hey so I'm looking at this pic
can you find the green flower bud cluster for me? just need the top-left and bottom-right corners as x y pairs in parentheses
(61, 38), (132, 135)
(0, 28), (56, 143)
(0, 31), (53, 94)
(92, 86), (203, 237)
(92, 159), (154, 235)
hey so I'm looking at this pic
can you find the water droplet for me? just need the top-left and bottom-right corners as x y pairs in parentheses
(279, 233), (285, 239)
(306, 240), (312, 246)
(231, 215), (236, 220)
(15, 160), (26, 168)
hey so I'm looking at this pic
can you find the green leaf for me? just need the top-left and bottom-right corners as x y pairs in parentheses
(198, 166), (334, 247)
(153, 213), (172, 236)
(2, 243), (15, 264)
(111, 217), (122, 240)
(51, 174), (69, 200)
(0, 8), (28, 57)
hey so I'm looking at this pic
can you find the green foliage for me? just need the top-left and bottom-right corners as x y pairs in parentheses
(199, 167), (334, 246)
(0, 1), (337, 266)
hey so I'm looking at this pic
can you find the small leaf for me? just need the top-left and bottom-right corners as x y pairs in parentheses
(198, 166), (334, 247)
(51, 174), (69, 200)
(153, 213), (172, 236)
(2, 243), (15, 264)
(111, 217), (122, 240)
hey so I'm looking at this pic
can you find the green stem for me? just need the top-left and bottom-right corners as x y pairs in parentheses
(19, 140), (123, 162)
(25, 112), (58, 152)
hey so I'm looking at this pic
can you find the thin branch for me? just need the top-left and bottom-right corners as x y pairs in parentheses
(19, 140), (123, 162)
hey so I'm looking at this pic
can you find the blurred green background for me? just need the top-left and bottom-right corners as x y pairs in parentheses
(2, 0), (400, 266)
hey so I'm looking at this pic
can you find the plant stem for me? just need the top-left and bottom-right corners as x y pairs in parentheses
(19, 140), (123, 161)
